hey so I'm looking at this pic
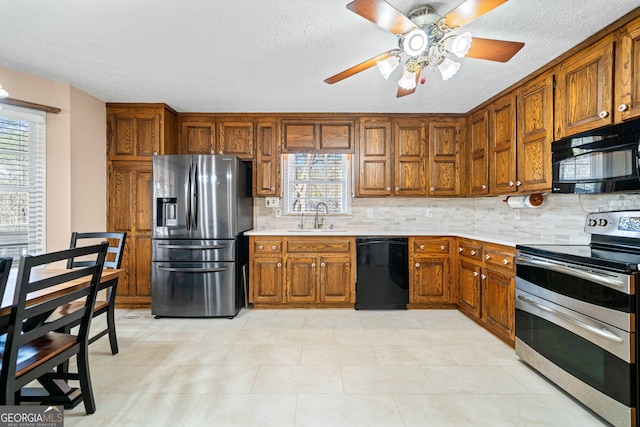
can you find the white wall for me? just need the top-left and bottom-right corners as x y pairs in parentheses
(0, 66), (106, 252)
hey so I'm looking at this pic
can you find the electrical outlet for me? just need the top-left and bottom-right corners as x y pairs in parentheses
(265, 197), (279, 208)
(367, 208), (373, 218)
(426, 209), (433, 217)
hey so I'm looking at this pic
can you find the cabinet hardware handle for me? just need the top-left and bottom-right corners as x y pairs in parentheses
(277, 262), (282, 267)
(458, 247), (463, 252)
(481, 274), (487, 280)
(320, 262), (326, 268)
(470, 250), (476, 255)
(485, 254), (491, 260)
(516, 180), (522, 186)
(258, 245), (264, 250)
(598, 111), (609, 119)
(440, 245), (446, 250)
(415, 263), (420, 268)
(503, 259), (509, 265)
(508, 181), (514, 187)
(311, 263), (316, 268)
(481, 184), (487, 190)
(473, 271), (479, 277)
(430, 187), (435, 191)
(618, 104), (629, 112)
(271, 245), (277, 250)
(420, 245), (425, 250)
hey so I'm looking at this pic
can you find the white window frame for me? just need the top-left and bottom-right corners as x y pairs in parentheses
(282, 153), (352, 215)
(0, 104), (47, 262)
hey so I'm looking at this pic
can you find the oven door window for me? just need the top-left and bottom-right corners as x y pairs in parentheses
(516, 308), (635, 407)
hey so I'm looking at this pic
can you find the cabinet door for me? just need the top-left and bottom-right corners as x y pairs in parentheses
(482, 268), (515, 343)
(286, 256), (317, 302)
(411, 256), (450, 303)
(218, 119), (254, 158)
(468, 109), (490, 195)
(251, 257), (284, 303)
(319, 255), (353, 303)
(318, 122), (354, 152)
(490, 92), (517, 194)
(108, 108), (161, 159)
(428, 118), (462, 196)
(393, 119), (426, 196)
(180, 120), (216, 154)
(555, 34), (614, 138)
(457, 259), (481, 318)
(517, 71), (554, 193)
(616, 16), (640, 122)
(356, 118), (393, 196)
(281, 121), (315, 152)
(254, 119), (280, 196)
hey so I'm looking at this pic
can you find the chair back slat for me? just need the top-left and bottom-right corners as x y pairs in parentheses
(66, 232), (126, 270)
(0, 258), (12, 305)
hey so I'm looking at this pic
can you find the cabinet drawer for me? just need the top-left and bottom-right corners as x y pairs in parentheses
(457, 239), (482, 261)
(483, 244), (516, 271)
(285, 237), (352, 253)
(412, 237), (450, 254)
(252, 238), (283, 255)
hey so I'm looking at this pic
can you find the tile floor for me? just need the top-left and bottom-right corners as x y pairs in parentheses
(60, 308), (610, 427)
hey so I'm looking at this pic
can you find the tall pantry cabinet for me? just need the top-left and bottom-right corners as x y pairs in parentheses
(106, 103), (178, 307)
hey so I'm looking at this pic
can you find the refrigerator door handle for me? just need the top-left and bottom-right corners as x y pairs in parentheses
(158, 266), (228, 273)
(192, 161), (199, 231)
(187, 162), (193, 231)
(157, 244), (229, 250)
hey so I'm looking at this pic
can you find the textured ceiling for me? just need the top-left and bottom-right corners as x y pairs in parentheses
(0, 0), (638, 114)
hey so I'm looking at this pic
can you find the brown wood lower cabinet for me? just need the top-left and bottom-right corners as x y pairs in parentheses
(249, 236), (355, 308)
(408, 237), (455, 307)
(456, 238), (516, 345)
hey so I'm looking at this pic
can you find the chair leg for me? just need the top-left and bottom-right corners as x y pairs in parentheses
(76, 349), (96, 414)
(106, 303), (119, 355)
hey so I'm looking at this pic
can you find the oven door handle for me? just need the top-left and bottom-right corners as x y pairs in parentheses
(517, 295), (624, 343)
(515, 255), (626, 289)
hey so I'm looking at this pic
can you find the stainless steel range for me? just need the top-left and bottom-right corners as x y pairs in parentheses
(516, 210), (640, 427)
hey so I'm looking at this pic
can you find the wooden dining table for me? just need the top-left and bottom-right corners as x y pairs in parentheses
(0, 267), (123, 408)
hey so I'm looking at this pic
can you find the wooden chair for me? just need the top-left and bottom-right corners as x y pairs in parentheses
(0, 257), (12, 303)
(58, 232), (126, 355)
(0, 242), (108, 414)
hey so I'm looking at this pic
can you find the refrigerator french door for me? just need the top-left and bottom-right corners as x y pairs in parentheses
(151, 155), (252, 318)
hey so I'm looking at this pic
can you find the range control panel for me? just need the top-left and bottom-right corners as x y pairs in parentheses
(584, 211), (640, 237)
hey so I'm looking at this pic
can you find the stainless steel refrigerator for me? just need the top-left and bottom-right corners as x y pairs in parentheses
(151, 155), (253, 318)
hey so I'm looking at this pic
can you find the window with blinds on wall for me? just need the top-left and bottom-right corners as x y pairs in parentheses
(283, 153), (351, 215)
(0, 104), (46, 262)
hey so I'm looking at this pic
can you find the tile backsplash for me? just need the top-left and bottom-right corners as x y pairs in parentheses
(253, 193), (640, 245)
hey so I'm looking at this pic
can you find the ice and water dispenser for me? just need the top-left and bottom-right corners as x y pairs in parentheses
(156, 197), (178, 227)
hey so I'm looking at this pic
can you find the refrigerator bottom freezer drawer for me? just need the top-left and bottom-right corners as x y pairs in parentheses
(151, 261), (239, 317)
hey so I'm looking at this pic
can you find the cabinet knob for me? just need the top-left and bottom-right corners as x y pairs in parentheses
(415, 263), (420, 268)
(470, 250), (476, 256)
(210, 150), (215, 155)
(270, 186), (275, 191)
(430, 187), (435, 191)
(508, 181), (514, 187)
(440, 245), (446, 250)
(277, 262), (282, 267)
(473, 271), (479, 277)
(258, 245), (264, 250)
(485, 254), (491, 260)
(386, 187), (391, 191)
(458, 247), (463, 252)
(395, 187), (400, 191)
(598, 111), (609, 119)
(219, 149), (224, 154)
(618, 104), (629, 112)
(420, 245), (425, 250)
(481, 184), (487, 190)
(481, 274), (487, 280)
(271, 245), (277, 250)
(320, 262), (326, 268)
(311, 263), (316, 268)
(515, 180), (522, 186)
(503, 259), (509, 265)
(153, 151), (158, 155)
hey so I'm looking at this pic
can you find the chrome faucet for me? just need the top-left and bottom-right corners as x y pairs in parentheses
(314, 202), (328, 229)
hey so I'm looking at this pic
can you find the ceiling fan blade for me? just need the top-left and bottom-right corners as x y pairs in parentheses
(324, 50), (396, 84)
(346, 0), (417, 35)
(442, 0), (508, 28)
(396, 68), (422, 98)
(466, 38), (525, 62)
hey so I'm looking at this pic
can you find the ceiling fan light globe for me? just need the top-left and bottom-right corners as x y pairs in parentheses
(376, 56), (400, 79)
(398, 68), (417, 90)
(438, 58), (460, 80)
(402, 28), (429, 56)
(443, 32), (472, 58)
(0, 84), (8, 99)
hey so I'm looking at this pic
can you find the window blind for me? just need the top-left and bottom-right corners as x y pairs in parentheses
(0, 104), (46, 261)
(283, 153), (351, 215)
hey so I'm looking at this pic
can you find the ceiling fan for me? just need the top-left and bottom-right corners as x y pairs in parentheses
(324, 0), (525, 98)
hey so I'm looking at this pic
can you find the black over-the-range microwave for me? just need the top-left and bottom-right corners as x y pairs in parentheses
(552, 117), (640, 193)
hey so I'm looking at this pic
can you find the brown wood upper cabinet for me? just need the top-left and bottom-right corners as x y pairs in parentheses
(356, 118), (393, 196)
(489, 92), (518, 194)
(616, 15), (640, 122)
(393, 118), (427, 196)
(107, 103), (178, 160)
(281, 119), (354, 153)
(253, 118), (280, 197)
(555, 34), (615, 138)
(179, 116), (254, 159)
(467, 109), (490, 196)
(428, 118), (463, 196)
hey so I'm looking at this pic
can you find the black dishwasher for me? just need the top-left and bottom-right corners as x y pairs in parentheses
(355, 237), (409, 309)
